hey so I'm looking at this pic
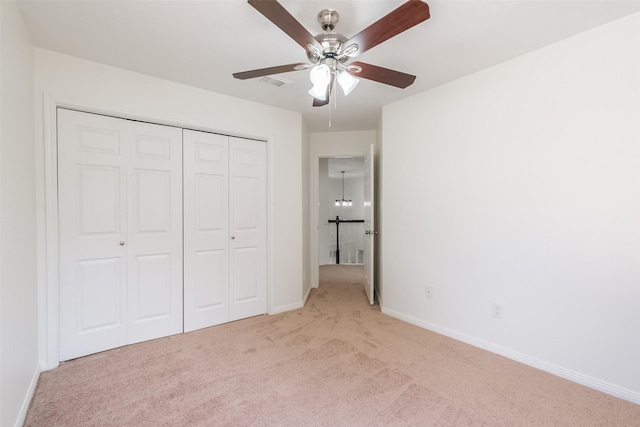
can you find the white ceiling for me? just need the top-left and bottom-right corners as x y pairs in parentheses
(17, 0), (640, 133)
(327, 156), (365, 178)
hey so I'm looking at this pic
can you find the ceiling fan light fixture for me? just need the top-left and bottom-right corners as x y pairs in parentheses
(309, 64), (331, 100)
(309, 64), (331, 86)
(337, 71), (359, 96)
(309, 84), (328, 101)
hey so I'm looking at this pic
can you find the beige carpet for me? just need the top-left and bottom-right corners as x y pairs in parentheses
(26, 265), (640, 426)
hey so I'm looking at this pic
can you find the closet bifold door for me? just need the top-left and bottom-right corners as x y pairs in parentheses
(58, 109), (183, 361)
(183, 131), (267, 332)
(228, 136), (267, 321)
(183, 130), (230, 332)
(126, 120), (184, 345)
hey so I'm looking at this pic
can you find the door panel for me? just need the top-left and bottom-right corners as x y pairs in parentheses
(232, 247), (259, 301)
(195, 174), (225, 231)
(183, 130), (230, 332)
(229, 137), (267, 321)
(233, 177), (259, 229)
(58, 109), (128, 360)
(134, 170), (171, 233)
(127, 120), (183, 343)
(77, 257), (122, 331)
(194, 250), (225, 309)
(134, 134), (172, 159)
(131, 253), (172, 320)
(77, 126), (121, 154)
(78, 166), (121, 235)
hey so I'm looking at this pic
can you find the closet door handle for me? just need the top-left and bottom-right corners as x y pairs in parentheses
(119, 241), (126, 246)
(231, 236), (236, 240)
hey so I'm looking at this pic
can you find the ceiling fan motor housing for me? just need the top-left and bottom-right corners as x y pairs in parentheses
(310, 33), (349, 62)
(307, 9), (353, 65)
(317, 9), (339, 31)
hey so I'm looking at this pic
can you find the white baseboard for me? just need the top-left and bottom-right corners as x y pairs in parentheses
(302, 286), (312, 305)
(270, 301), (304, 315)
(374, 287), (382, 306)
(271, 285), (313, 315)
(14, 365), (40, 427)
(381, 306), (640, 405)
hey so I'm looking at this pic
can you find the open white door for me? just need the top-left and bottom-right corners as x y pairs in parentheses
(363, 144), (375, 305)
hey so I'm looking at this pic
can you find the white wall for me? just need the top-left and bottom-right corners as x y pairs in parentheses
(310, 131), (375, 157)
(381, 12), (640, 403)
(318, 158), (331, 264)
(0, 2), (39, 426)
(33, 49), (305, 368)
(301, 121), (311, 302)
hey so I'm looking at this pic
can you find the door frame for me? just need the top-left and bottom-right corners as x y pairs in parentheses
(309, 140), (374, 289)
(38, 95), (272, 370)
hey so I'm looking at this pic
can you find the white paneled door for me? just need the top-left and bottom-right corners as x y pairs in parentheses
(183, 131), (266, 331)
(183, 130), (230, 331)
(228, 137), (267, 321)
(363, 144), (375, 305)
(58, 109), (183, 361)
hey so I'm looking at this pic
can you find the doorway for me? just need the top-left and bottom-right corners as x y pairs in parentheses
(313, 153), (375, 306)
(308, 132), (377, 304)
(318, 157), (365, 266)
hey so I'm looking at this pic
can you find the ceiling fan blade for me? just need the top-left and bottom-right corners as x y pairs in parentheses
(345, 0), (430, 57)
(312, 97), (329, 107)
(350, 62), (416, 89)
(248, 0), (322, 52)
(233, 63), (308, 80)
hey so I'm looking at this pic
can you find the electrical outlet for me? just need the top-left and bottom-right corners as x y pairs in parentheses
(492, 303), (503, 319)
(425, 286), (434, 299)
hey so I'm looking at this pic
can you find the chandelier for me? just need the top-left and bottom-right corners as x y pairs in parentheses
(335, 171), (352, 207)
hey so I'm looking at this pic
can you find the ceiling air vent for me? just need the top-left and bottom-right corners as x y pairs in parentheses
(259, 76), (292, 88)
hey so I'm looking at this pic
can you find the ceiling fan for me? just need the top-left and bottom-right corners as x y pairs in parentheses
(233, 0), (431, 107)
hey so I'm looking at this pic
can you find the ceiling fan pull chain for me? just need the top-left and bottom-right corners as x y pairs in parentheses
(330, 76), (339, 127)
